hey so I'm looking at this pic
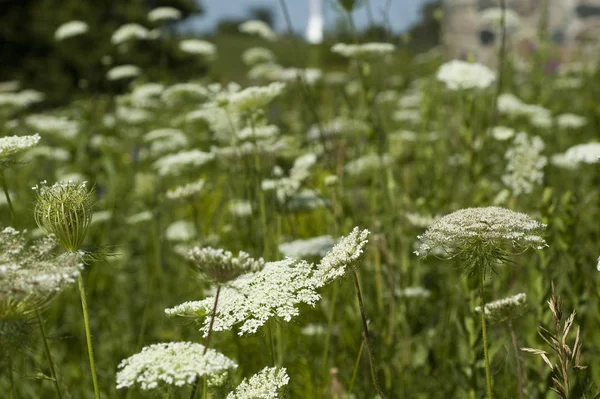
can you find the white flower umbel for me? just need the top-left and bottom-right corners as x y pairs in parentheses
(313, 227), (370, 286)
(107, 65), (141, 81)
(416, 206), (547, 262)
(551, 143), (600, 169)
(0, 227), (83, 310)
(242, 47), (276, 66)
(227, 82), (285, 113)
(153, 149), (214, 177)
(501, 132), (547, 196)
(166, 258), (320, 335)
(396, 286), (431, 299)
(279, 235), (335, 259)
(116, 342), (237, 390)
(344, 153), (392, 178)
(436, 60), (496, 90)
(54, 21), (89, 41)
(331, 42), (395, 58)
(148, 7), (182, 23)
(0, 134), (40, 158)
(166, 178), (205, 200)
(165, 221), (195, 242)
(490, 126), (515, 141)
(557, 113), (587, 129)
(188, 246), (264, 284)
(475, 293), (527, 324)
(25, 114), (79, 140)
(179, 39), (216, 58)
(226, 367), (289, 399)
(111, 23), (149, 45)
(238, 20), (276, 41)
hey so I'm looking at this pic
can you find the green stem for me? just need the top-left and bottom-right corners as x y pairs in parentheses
(8, 349), (15, 399)
(78, 275), (100, 399)
(36, 310), (63, 399)
(321, 283), (339, 371)
(267, 320), (277, 366)
(509, 322), (524, 399)
(479, 272), (493, 399)
(352, 271), (387, 399)
(0, 171), (16, 226)
(348, 339), (364, 394)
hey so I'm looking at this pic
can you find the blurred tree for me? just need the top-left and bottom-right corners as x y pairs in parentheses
(405, 0), (443, 51)
(0, 0), (203, 105)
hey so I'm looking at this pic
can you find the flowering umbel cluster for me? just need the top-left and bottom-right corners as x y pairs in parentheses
(475, 293), (528, 324)
(416, 207), (546, 270)
(166, 227), (370, 336)
(116, 342), (237, 390)
(33, 180), (94, 252)
(226, 367), (289, 399)
(188, 246), (265, 284)
(0, 227), (83, 349)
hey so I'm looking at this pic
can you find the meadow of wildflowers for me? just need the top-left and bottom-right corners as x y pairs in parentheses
(1, 2), (600, 399)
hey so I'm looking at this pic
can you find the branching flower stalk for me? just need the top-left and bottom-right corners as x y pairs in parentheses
(33, 181), (100, 399)
(417, 207), (547, 399)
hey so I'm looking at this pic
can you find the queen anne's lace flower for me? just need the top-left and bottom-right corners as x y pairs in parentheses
(557, 113), (587, 129)
(278, 235), (335, 258)
(179, 39), (216, 58)
(314, 227), (369, 286)
(116, 342), (237, 390)
(148, 7), (182, 23)
(111, 23), (149, 45)
(166, 258), (320, 335)
(331, 42), (395, 58)
(0, 134), (40, 158)
(238, 20), (276, 41)
(54, 21), (89, 41)
(107, 65), (141, 81)
(226, 367), (289, 399)
(475, 293), (527, 324)
(416, 207), (547, 259)
(153, 149), (214, 176)
(188, 246), (264, 284)
(502, 132), (547, 196)
(226, 82), (285, 112)
(242, 47), (275, 66)
(166, 178), (205, 200)
(436, 60), (496, 90)
(551, 142), (600, 169)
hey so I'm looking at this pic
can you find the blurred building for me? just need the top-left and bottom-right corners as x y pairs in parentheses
(442, 0), (600, 65)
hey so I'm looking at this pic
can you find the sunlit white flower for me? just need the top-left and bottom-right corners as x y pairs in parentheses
(279, 235), (335, 258)
(166, 258), (320, 335)
(405, 212), (440, 228)
(436, 60), (496, 90)
(0, 134), (40, 158)
(54, 21), (89, 41)
(306, 117), (370, 141)
(25, 114), (80, 140)
(276, 68), (322, 85)
(475, 293), (527, 324)
(242, 47), (275, 66)
(331, 42), (395, 58)
(239, 20), (276, 41)
(497, 93), (525, 115)
(556, 113), (587, 129)
(502, 132), (547, 196)
(116, 342), (237, 390)
(226, 367), (289, 399)
(188, 246), (264, 284)
(313, 227), (370, 286)
(126, 211), (153, 225)
(112, 23), (149, 45)
(237, 125), (280, 141)
(416, 207), (547, 259)
(551, 143), (600, 169)
(107, 65), (141, 81)
(226, 82), (285, 112)
(179, 39), (216, 58)
(393, 109), (421, 123)
(130, 83), (165, 107)
(166, 178), (205, 200)
(228, 199), (253, 217)
(345, 153), (392, 177)
(0, 90), (44, 108)
(396, 286), (431, 299)
(148, 7), (182, 23)
(161, 83), (208, 104)
(22, 146), (70, 162)
(490, 126), (515, 141)
(165, 220), (195, 242)
(153, 149), (214, 176)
